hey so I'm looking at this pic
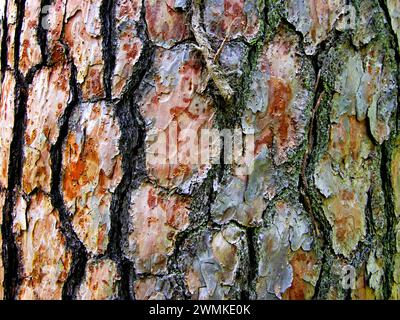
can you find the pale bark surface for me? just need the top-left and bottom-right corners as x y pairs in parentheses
(0, 0), (399, 300)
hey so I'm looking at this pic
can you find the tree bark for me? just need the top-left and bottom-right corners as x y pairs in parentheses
(0, 0), (399, 300)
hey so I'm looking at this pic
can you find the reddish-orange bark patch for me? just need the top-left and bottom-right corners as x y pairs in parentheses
(141, 46), (214, 190)
(62, 102), (122, 255)
(64, 1), (104, 100)
(255, 77), (293, 155)
(145, 0), (190, 47)
(283, 250), (319, 300)
(19, 0), (42, 75)
(23, 63), (71, 194)
(127, 184), (190, 274)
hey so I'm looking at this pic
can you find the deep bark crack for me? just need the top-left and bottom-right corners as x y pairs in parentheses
(2, 0), (27, 300)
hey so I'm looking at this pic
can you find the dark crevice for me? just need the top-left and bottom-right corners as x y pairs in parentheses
(298, 50), (336, 299)
(378, 0), (400, 132)
(2, 0), (27, 300)
(376, 0), (399, 299)
(243, 227), (256, 300)
(1, 0), (9, 82)
(380, 141), (396, 299)
(107, 96), (143, 300)
(119, 259), (135, 300)
(1, 80), (25, 300)
(365, 187), (376, 236)
(299, 57), (326, 238)
(312, 247), (328, 299)
(106, 2), (154, 298)
(12, 0), (25, 73)
(101, 0), (115, 101)
(49, 61), (88, 300)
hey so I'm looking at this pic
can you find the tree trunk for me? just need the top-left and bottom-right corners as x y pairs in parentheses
(0, 0), (399, 300)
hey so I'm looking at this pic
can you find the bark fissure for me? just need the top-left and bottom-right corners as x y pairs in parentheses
(380, 141), (397, 299)
(101, 0), (115, 101)
(111, 19), (153, 300)
(378, 0), (400, 131)
(49, 62), (88, 300)
(0, 0), (9, 82)
(2, 0), (27, 300)
(376, 0), (400, 299)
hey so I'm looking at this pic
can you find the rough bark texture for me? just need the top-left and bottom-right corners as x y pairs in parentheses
(0, 0), (399, 300)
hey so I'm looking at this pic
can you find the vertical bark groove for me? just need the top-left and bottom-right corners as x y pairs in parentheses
(2, 0), (27, 299)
